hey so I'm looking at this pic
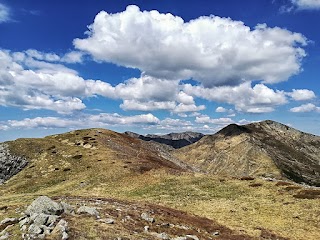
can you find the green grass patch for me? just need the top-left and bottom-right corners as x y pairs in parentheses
(127, 176), (247, 202)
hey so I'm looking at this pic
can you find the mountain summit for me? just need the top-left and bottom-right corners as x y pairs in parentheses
(176, 120), (320, 186)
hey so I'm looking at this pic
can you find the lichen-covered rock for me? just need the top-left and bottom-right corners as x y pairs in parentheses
(76, 206), (99, 217)
(51, 219), (69, 240)
(25, 196), (64, 216)
(60, 202), (74, 214)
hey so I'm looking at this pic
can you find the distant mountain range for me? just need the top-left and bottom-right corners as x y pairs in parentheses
(124, 131), (204, 149)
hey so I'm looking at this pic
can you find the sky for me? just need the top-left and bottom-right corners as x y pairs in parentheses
(0, 0), (319, 142)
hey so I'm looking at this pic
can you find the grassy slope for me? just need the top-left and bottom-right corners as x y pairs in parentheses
(0, 128), (319, 239)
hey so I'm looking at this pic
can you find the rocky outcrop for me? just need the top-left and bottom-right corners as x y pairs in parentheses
(124, 131), (204, 149)
(0, 144), (27, 184)
(176, 120), (320, 186)
(0, 196), (74, 239)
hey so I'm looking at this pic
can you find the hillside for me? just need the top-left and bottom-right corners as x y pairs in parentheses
(124, 131), (204, 149)
(175, 120), (320, 186)
(0, 124), (319, 239)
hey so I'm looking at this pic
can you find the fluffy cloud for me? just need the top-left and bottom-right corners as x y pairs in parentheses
(6, 113), (160, 129)
(0, 49), (207, 115)
(114, 76), (178, 101)
(0, 125), (9, 131)
(215, 107), (227, 113)
(288, 89), (316, 101)
(74, 5), (307, 87)
(88, 113), (160, 125)
(120, 100), (176, 111)
(160, 118), (192, 127)
(172, 103), (206, 113)
(60, 51), (84, 63)
(112, 76), (204, 113)
(0, 3), (9, 23)
(291, 0), (320, 9)
(8, 117), (82, 129)
(290, 103), (320, 112)
(184, 82), (287, 113)
(195, 116), (234, 125)
(0, 50), (91, 113)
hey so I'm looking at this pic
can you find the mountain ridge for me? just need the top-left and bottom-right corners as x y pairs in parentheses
(124, 131), (204, 149)
(176, 120), (320, 186)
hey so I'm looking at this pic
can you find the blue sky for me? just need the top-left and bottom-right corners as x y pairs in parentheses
(0, 0), (319, 142)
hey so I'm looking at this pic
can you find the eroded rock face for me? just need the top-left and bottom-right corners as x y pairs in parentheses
(0, 144), (28, 184)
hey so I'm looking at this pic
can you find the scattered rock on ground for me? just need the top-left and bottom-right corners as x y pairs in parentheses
(76, 206), (99, 217)
(185, 235), (199, 240)
(141, 212), (155, 223)
(1, 196), (73, 240)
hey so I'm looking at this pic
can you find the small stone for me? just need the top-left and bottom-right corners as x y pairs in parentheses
(31, 213), (49, 226)
(47, 215), (59, 227)
(160, 223), (170, 228)
(76, 206), (99, 217)
(62, 231), (69, 240)
(144, 226), (149, 232)
(51, 219), (69, 239)
(37, 233), (46, 239)
(0, 232), (9, 240)
(141, 212), (155, 223)
(212, 231), (219, 236)
(19, 217), (30, 227)
(156, 232), (170, 240)
(186, 235), (199, 240)
(0, 218), (17, 225)
(60, 202), (74, 214)
(99, 218), (115, 224)
(28, 224), (42, 235)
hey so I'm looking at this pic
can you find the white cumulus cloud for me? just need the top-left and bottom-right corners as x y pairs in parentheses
(290, 103), (320, 112)
(195, 116), (234, 125)
(6, 113), (160, 129)
(288, 89), (316, 101)
(74, 5), (307, 87)
(184, 82), (287, 113)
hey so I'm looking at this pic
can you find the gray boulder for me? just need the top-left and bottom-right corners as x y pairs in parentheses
(25, 196), (64, 216)
(60, 202), (74, 214)
(76, 206), (99, 217)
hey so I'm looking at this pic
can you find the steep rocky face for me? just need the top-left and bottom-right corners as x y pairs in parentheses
(175, 120), (320, 186)
(0, 144), (28, 184)
(245, 120), (320, 186)
(124, 131), (204, 149)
